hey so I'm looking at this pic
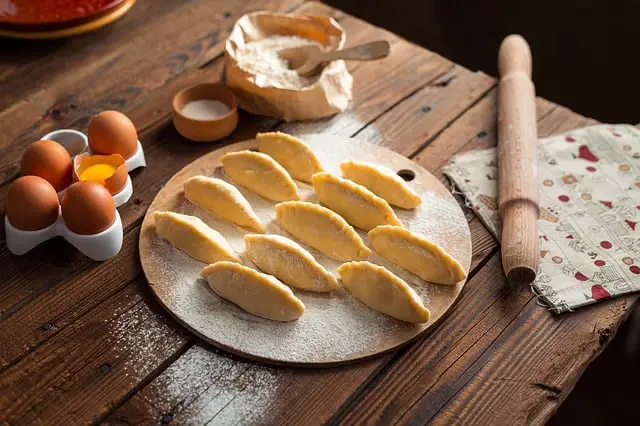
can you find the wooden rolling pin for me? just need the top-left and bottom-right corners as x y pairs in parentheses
(498, 34), (540, 285)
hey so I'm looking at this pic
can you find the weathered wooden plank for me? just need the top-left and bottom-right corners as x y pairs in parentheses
(426, 294), (633, 425)
(353, 66), (495, 156)
(0, 226), (141, 369)
(335, 100), (632, 426)
(103, 343), (389, 425)
(0, 0), (309, 116)
(280, 42), (453, 137)
(413, 91), (557, 175)
(0, 0), (190, 93)
(0, 279), (193, 425)
(0, 0), (214, 132)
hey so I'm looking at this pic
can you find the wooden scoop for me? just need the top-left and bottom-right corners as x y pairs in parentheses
(497, 34), (540, 285)
(279, 40), (390, 76)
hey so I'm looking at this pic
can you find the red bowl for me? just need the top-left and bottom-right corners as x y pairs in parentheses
(0, 0), (123, 28)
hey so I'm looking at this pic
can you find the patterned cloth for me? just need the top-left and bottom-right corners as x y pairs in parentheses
(444, 124), (640, 313)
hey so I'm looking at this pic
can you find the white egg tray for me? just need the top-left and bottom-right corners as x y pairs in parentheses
(4, 128), (145, 261)
(5, 211), (123, 261)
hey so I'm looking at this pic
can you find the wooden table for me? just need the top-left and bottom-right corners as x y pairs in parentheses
(0, 1), (637, 424)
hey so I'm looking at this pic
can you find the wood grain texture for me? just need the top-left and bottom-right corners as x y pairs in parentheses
(0, 278), (192, 425)
(0, 1), (633, 425)
(0, 0), (185, 94)
(353, 65), (495, 156)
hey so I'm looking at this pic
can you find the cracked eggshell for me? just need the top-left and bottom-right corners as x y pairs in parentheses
(73, 152), (128, 195)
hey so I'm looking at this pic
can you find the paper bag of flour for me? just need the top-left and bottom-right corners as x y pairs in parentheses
(225, 11), (353, 121)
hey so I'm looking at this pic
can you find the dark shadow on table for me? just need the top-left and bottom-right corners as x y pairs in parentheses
(327, 0), (640, 124)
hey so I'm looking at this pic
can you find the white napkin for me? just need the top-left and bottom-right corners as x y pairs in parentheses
(444, 124), (640, 313)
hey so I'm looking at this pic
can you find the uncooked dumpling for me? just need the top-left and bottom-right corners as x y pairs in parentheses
(256, 132), (323, 183)
(312, 172), (402, 231)
(222, 150), (300, 202)
(245, 234), (339, 292)
(368, 225), (466, 285)
(275, 201), (371, 261)
(201, 261), (305, 321)
(337, 261), (430, 323)
(183, 176), (264, 233)
(154, 211), (239, 264)
(340, 160), (421, 209)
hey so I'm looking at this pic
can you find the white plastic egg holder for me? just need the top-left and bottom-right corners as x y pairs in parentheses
(41, 129), (146, 207)
(5, 128), (145, 261)
(5, 211), (123, 261)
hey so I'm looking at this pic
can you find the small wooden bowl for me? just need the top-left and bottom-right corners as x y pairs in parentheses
(172, 83), (239, 142)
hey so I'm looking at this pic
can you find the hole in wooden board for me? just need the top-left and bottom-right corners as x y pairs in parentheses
(397, 169), (415, 181)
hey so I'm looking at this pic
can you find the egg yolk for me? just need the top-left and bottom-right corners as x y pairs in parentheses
(79, 163), (117, 185)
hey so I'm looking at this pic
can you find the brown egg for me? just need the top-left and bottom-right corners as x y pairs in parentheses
(21, 139), (73, 191)
(61, 181), (116, 235)
(6, 176), (60, 231)
(88, 110), (138, 159)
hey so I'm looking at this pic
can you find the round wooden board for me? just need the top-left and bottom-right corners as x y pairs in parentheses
(139, 134), (472, 367)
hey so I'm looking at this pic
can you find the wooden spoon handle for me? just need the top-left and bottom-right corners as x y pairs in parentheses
(497, 34), (539, 285)
(321, 40), (390, 62)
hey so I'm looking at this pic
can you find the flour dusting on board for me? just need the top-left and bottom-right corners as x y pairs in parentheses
(141, 135), (471, 364)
